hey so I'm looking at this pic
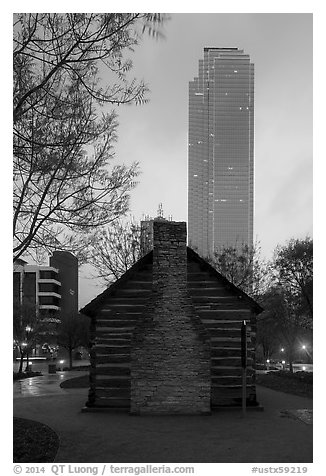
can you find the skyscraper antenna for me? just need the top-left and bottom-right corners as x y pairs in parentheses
(157, 203), (164, 218)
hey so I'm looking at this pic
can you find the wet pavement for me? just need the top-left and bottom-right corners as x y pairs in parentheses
(13, 370), (89, 398)
(13, 369), (313, 463)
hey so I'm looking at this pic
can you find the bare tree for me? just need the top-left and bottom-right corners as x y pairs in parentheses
(208, 241), (269, 300)
(87, 218), (140, 285)
(13, 13), (167, 262)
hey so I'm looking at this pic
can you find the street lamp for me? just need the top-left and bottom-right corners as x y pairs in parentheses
(24, 326), (33, 371)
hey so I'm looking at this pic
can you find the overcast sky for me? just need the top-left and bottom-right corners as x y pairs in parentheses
(79, 12), (313, 307)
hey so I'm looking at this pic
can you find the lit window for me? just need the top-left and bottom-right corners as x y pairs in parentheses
(193, 174), (198, 177)
(239, 107), (242, 110)
(234, 70), (238, 73)
(225, 92), (228, 96)
(195, 92), (203, 96)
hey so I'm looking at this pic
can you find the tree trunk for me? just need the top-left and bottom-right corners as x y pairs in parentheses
(18, 350), (24, 373)
(69, 347), (73, 370)
(24, 353), (29, 372)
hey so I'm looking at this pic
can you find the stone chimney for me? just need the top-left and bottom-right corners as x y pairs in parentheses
(130, 221), (211, 414)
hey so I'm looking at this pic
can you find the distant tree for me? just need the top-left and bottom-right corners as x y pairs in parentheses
(13, 13), (167, 262)
(56, 313), (90, 370)
(208, 241), (269, 300)
(87, 218), (141, 285)
(13, 299), (46, 373)
(259, 285), (311, 372)
(256, 313), (280, 363)
(272, 237), (313, 326)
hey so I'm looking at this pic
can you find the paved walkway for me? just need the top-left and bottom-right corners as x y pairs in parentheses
(13, 372), (313, 463)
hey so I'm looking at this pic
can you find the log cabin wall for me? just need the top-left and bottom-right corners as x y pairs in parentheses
(186, 249), (258, 407)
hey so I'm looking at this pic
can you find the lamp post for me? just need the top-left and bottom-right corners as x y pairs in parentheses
(24, 326), (33, 372)
(241, 320), (247, 416)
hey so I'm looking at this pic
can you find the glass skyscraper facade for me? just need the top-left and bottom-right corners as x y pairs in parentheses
(188, 47), (254, 258)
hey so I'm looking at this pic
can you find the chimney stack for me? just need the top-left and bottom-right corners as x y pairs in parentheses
(130, 221), (211, 414)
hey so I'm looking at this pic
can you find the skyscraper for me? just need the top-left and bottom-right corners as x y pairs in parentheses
(188, 47), (254, 258)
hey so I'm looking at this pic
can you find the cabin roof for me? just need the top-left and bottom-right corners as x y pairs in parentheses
(80, 247), (263, 317)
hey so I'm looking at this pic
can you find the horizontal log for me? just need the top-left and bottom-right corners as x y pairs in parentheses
(95, 338), (131, 346)
(211, 357), (253, 366)
(97, 312), (142, 320)
(96, 331), (132, 339)
(211, 375), (254, 386)
(95, 366), (130, 376)
(95, 388), (130, 399)
(96, 355), (130, 364)
(107, 297), (149, 304)
(92, 397), (130, 408)
(211, 347), (254, 358)
(96, 319), (137, 327)
(95, 377), (130, 388)
(93, 345), (131, 355)
(117, 288), (152, 295)
(211, 367), (254, 377)
(207, 328), (248, 337)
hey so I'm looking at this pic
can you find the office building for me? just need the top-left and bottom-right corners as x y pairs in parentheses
(188, 47), (254, 258)
(13, 258), (61, 318)
(13, 251), (78, 355)
(50, 251), (78, 319)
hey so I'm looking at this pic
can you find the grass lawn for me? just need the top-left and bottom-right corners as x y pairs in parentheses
(256, 371), (313, 398)
(13, 417), (59, 463)
(60, 374), (90, 388)
(13, 371), (42, 381)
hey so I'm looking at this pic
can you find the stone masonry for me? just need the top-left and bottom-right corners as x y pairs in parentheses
(130, 221), (211, 414)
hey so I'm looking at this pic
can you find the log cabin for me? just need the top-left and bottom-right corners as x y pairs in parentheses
(80, 220), (263, 414)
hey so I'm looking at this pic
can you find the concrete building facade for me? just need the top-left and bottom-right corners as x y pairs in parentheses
(188, 47), (254, 258)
